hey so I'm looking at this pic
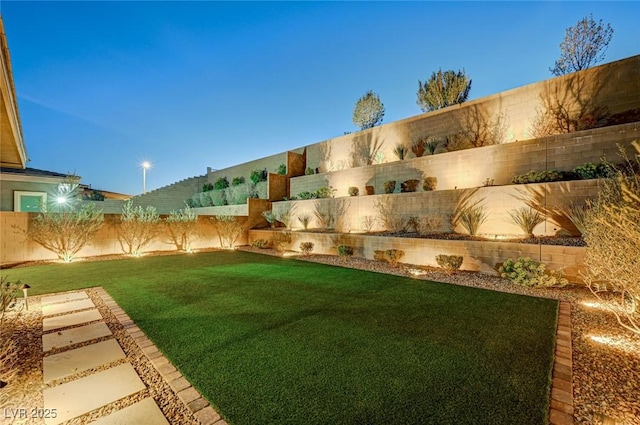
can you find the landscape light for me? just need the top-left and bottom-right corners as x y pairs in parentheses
(20, 283), (30, 311)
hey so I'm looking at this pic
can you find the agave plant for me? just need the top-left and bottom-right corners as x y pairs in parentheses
(393, 143), (408, 160)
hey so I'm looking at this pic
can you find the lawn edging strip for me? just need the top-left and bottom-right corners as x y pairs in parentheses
(95, 287), (229, 425)
(550, 301), (573, 425)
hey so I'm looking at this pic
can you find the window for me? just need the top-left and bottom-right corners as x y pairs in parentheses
(13, 191), (47, 212)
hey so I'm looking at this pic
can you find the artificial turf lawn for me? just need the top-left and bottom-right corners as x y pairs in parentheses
(4, 251), (558, 425)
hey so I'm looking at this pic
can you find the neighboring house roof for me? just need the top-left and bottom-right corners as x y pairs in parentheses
(0, 16), (27, 169)
(0, 166), (71, 179)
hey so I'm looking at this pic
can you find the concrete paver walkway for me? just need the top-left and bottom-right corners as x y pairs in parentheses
(41, 291), (169, 425)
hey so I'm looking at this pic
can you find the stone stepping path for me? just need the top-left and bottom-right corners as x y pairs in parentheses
(41, 291), (169, 425)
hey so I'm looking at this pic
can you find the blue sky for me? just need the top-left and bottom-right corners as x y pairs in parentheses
(2, 1), (639, 195)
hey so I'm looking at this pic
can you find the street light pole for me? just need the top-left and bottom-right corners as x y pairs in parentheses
(142, 161), (151, 194)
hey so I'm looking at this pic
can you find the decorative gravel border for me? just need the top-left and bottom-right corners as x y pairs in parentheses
(94, 288), (228, 425)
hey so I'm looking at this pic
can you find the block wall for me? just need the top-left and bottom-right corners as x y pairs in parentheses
(0, 212), (247, 265)
(291, 122), (638, 197)
(248, 229), (586, 284)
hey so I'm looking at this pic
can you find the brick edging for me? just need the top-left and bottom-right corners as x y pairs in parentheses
(550, 301), (574, 425)
(94, 287), (228, 425)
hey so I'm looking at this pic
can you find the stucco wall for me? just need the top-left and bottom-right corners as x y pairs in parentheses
(0, 180), (60, 211)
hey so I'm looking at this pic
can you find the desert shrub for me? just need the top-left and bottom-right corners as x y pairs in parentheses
(315, 186), (336, 199)
(210, 215), (245, 248)
(384, 249), (404, 267)
(573, 162), (614, 180)
(189, 194), (201, 208)
(214, 177), (230, 190)
(276, 163), (287, 175)
(250, 168), (268, 185)
(373, 250), (386, 261)
(165, 204), (198, 252)
(232, 176), (245, 186)
(459, 205), (488, 236)
(337, 244), (354, 259)
(118, 200), (160, 256)
(313, 201), (334, 229)
(416, 215), (443, 236)
(227, 183), (251, 205)
(298, 191), (316, 200)
(411, 140), (425, 158)
(361, 215), (376, 232)
(199, 192), (213, 207)
(424, 138), (440, 155)
(383, 180), (396, 194)
(374, 198), (407, 232)
(422, 177), (437, 191)
(305, 167), (315, 175)
(299, 242), (314, 255)
(512, 169), (577, 184)
(276, 204), (296, 230)
(271, 231), (292, 253)
(252, 181), (268, 199)
(262, 211), (277, 228)
(507, 207), (545, 238)
(251, 239), (269, 249)
(393, 144), (407, 160)
(435, 254), (463, 272)
(583, 141), (640, 335)
(298, 213), (312, 230)
(202, 183), (214, 192)
(209, 190), (227, 206)
(499, 257), (567, 287)
(562, 203), (590, 236)
(20, 203), (104, 263)
(401, 179), (419, 193)
(348, 186), (359, 196)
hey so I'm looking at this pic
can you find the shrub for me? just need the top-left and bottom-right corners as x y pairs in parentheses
(165, 204), (198, 252)
(210, 215), (245, 248)
(512, 170), (577, 184)
(209, 190), (227, 206)
(411, 140), (425, 158)
(253, 181), (268, 199)
(250, 168), (268, 184)
(227, 183), (251, 205)
(373, 250), (386, 262)
(118, 200), (160, 256)
(361, 215), (376, 232)
(276, 204), (296, 230)
(416, 215), (443, 236)
(507, 207), (545, 238)
(298, 213), (312, 230)
(383, 180), (396, 194)
(214, 177), (230, 190)
(422, 177), (437, 191)
(231, 176), (245, 186)
(583, 141), (640, 335)
(459, 205), (488, 236)
(573, 162), (613, 180)
(499, 257), (567, 287)
(262, 211), (277, 228)
(251, 239), (269, 249)
(298, 191), (316, 200)
(435, 254), (463, 272)
(561, 203), (590, 236)
(384, 249), (404, 267)
(276, 163), (287, 175)
(424, 138), (440, 155)
(401, 179), (419, 193)
(374, 198), (407, 233)
(315, 186), (336, 199)
(337, 244), (354, 259)
(299, 242), (314, 255)
(202, 183), (214, 192)
(313, 201), (334, 229)
(348, 186), (359, 196)
(20, 203), (104, 263)
(393, 144), (407, 160)
(305, 167), (315, 175)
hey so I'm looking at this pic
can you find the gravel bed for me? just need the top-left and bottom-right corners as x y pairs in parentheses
(241, 246), (640, 425)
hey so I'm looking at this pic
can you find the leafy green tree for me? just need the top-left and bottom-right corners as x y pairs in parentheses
(551, 14), (613, 76)
(417, 69), (471, 112)
(352, 90), (385, 130)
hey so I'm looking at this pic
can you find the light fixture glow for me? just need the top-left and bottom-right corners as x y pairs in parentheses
(141, 161), (151, 194)
(56, 196), (67, 204)
(588, 334), (640, 354)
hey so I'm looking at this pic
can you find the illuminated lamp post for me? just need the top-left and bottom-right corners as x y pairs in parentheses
(142, 161), (151, 194)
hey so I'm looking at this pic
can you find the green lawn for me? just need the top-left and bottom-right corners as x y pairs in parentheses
(3, 251), (558, 425)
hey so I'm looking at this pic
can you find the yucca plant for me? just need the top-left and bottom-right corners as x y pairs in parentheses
(424, 138), (440, 155)
(507, 207), (545, 238)
(562, 203), (590, 236)
(297, 213), (312, 230)
(459, 205), (488, 236)
(393, 143), (407, 160)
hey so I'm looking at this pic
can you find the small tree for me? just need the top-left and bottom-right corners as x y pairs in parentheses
(210, 215), (246, 248)
(352, 90), (385, 130)
(165, 204), (199, 252)
(20, 203), (104, 262)
(551, 14), (614, 76)
(118, 200), (160, 256)
(417, 69), (471, 112)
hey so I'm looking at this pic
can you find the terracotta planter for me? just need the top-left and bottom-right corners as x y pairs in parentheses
(401, 179), (420, 193)
(365, 185), (375, 195)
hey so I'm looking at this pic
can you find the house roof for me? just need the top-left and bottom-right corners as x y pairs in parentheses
(0, 167), (73, 179)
